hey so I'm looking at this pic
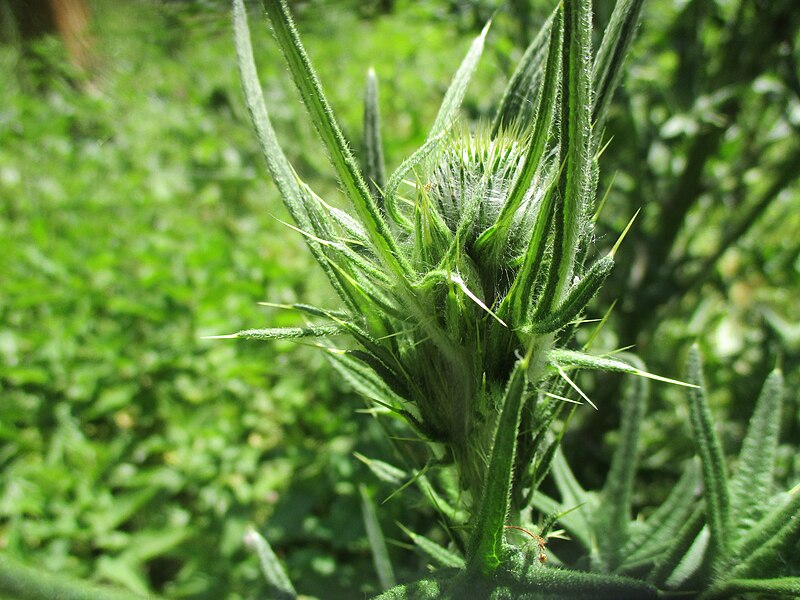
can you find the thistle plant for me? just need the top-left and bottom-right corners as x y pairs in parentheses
(224, 0), (703, 596)
(536, 347), (800, 599)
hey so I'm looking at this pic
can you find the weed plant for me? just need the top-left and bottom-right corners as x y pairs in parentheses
(227, 0), (800, 597)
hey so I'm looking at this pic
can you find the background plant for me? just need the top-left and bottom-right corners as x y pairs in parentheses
(0, 0), (797, 598)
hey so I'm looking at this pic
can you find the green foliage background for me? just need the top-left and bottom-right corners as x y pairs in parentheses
(0, 0), (797, 598)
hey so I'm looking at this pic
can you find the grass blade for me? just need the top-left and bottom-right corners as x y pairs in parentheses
(359, 484), (397, 590)
(684, 345), (730, 569)
(261, 0), (410, 280)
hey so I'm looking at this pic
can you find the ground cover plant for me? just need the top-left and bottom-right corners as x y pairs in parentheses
(0, 0), (798, 598)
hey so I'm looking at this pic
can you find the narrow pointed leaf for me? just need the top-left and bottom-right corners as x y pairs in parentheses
(233, 0), (362, 313)
(244, 528), (297, 600)
(359, 485), (396, 590)
(467, 357), (529, 574)
(261, 0), (410, 279)
(492, 8), (557, 135)
(729, 369), (784, 531)
(647, 506), (705, 587)
(543, 0), (594, 312)
(208, 324), (344, 340)
(530, 254), (613, 334)
(397, 523), (466, 569)
(549, 349), (697, 388)
(685, 345), (730, 568)
(429, 20), (490, 138)
(354, 453), (407, 487)
(596, 354), (648, 570)
(592, 0), (645, 134)
(476, 6), (562, 268)
(363, 68), (387, 202)
(705, 577), (800, 599)
(621, 461), (700, 568)
(728, 489), (800, 579)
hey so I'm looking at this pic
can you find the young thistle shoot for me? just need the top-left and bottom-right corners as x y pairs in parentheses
(228, 0), (643, 575)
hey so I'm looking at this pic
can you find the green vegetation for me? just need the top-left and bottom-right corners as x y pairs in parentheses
(1, 0), (798, 599)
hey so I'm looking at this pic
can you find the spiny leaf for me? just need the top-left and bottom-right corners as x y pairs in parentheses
(729, 369), (784, 533)
(232, 0), (356, 311)
(492, 7), (557, 135)
(261, 0), (411, 280)
(467, 356), (529, 574)
(363, 67), (387, 202)
(549, 349), (698, 388)
(396, 523), (466, 569)
(592, 0), (645, 134)
(684, 345), (730, 569)
(204, 324), (344, 340)
(529, 254), (613, 334)
(429, 20), (491, 139)
(543, 0), (594, 313)
(476, 6), (562, 268)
